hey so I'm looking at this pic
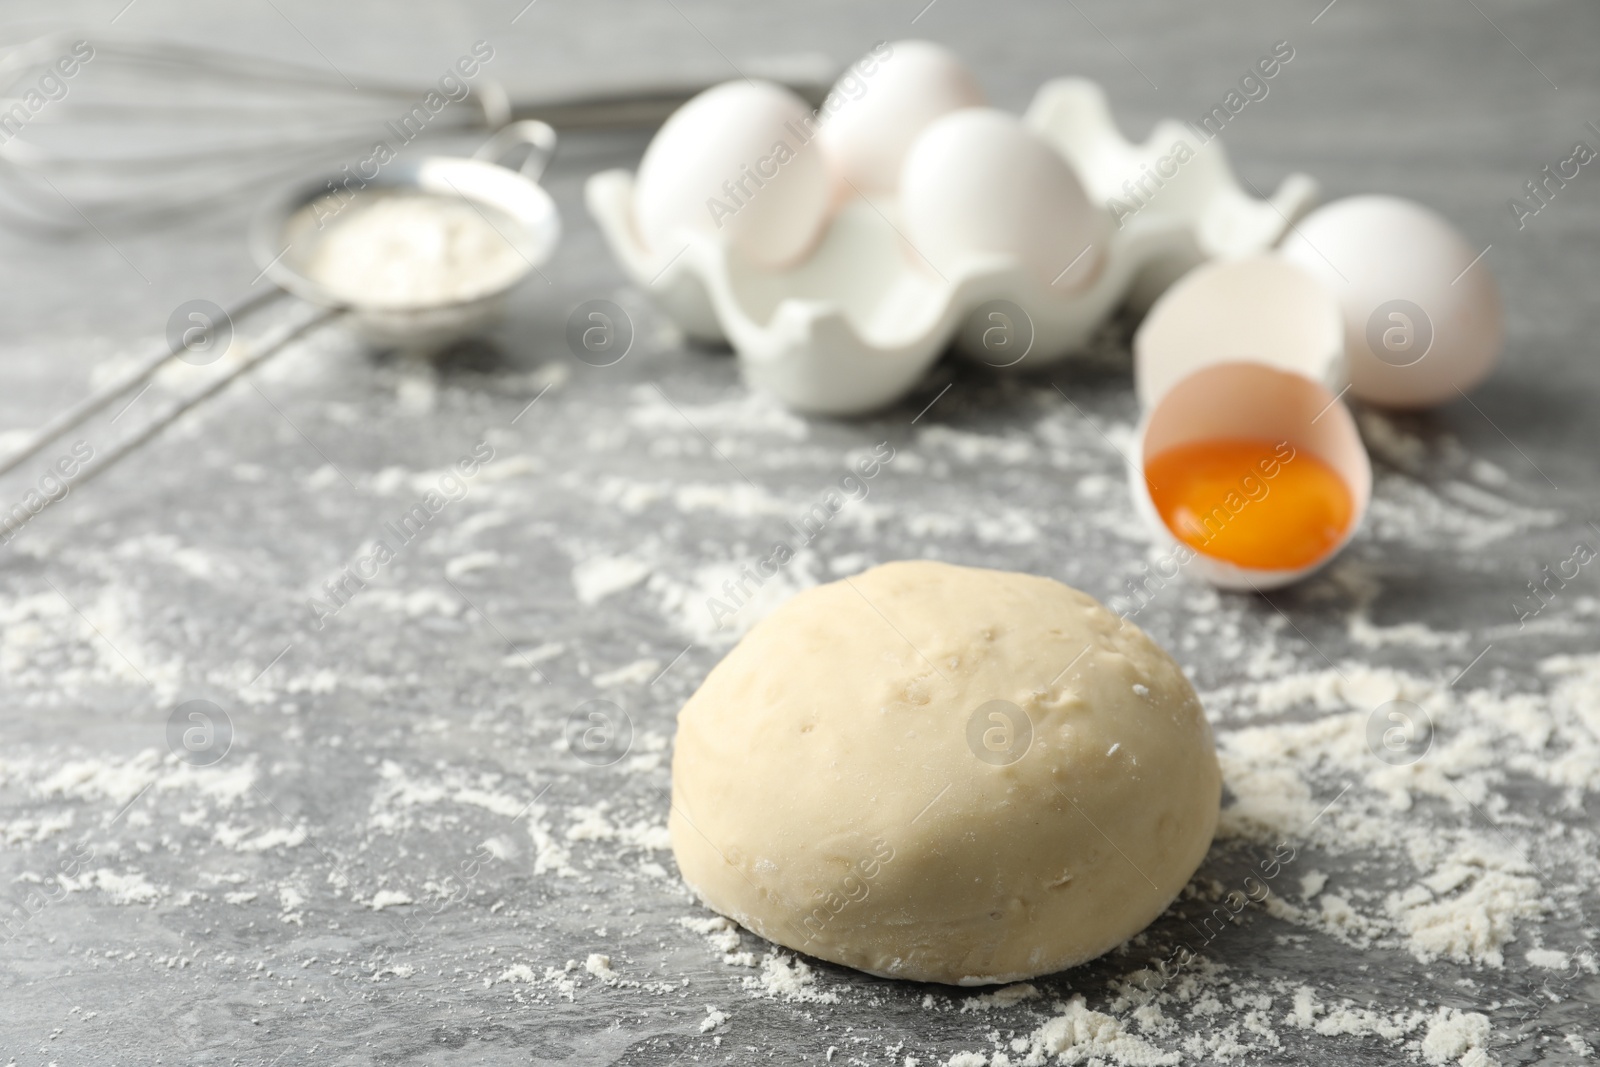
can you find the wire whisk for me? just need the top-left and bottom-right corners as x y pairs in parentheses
(0, 30), (831, 233)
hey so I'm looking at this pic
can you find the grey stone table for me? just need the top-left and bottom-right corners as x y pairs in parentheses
(1, 1), (1597, 1064)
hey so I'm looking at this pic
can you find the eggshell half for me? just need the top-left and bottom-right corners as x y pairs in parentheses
(817, 40), (985, 197)
(1133, 255), (1345, 410)
(1129, 361), (1371, 591)
(1278, 195), (1502, 409)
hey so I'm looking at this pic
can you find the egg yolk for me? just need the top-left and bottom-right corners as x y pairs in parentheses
(1145, 438), (1353, 571)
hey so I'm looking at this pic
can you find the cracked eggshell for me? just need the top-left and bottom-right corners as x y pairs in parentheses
(1133, 255), (1345, 410)
(1279, 195), (1503, 409)
(1129, 361), (1371, 591)
(817, 39), (985, 197)
(633, 80), (831, 270)
(901, 108), (1109, 293)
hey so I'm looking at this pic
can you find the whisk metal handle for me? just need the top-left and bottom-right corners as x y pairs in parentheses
(500, 79), (832, 131)
(0, 286), (289, 480)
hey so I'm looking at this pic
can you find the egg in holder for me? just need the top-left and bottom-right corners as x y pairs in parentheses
(586, 41), (1318, 415)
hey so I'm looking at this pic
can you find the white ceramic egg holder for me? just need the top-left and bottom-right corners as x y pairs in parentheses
(588, 78), (1318, 416)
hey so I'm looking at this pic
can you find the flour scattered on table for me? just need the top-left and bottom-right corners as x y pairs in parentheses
(958, 983), (1040, 1012)
(1421, 1007), (1494, 1066)
(3, 374), (1592, 1066)
(681, 914), (760, 968)
(572, 554), (652, 605)
(367, 889), (412, 911)
(592, 657), (660, 688)
(584, 953), (618, 983)
(743, 953), (839, 1004)
(947, 994), (1180, 1066)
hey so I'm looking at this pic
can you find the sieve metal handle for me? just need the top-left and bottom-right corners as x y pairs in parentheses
(471, 120), (558, 182)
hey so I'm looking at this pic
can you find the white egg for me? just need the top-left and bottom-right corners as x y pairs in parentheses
(816, 40), (985, 196)
(1278, 195), (1503, 408)
(899, 108), (1108, 290)
(633, 80), (831, 268)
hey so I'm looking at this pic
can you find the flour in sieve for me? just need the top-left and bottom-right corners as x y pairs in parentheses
(304, 191), (528, 308)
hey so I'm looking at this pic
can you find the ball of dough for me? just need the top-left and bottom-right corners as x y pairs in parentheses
(669, 560), (1220, 985)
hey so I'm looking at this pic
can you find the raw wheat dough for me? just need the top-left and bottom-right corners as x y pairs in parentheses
(669, 560), (1220, 985)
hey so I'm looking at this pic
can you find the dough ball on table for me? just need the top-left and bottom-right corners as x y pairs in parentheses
(669, 560), (1220, 985)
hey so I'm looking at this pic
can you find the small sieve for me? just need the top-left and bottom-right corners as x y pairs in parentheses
(249, 120), (561, 348)
(0, 123), (562, 523)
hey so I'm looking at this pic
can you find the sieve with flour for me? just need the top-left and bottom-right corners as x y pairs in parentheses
(0, 122), (561, 531)
(252, 119), (560, 347)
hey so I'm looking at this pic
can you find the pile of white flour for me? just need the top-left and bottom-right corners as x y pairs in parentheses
(303, 192), (528, 309)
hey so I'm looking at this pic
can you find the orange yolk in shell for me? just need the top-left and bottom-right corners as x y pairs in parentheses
(1145, 438), (1353, 571)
